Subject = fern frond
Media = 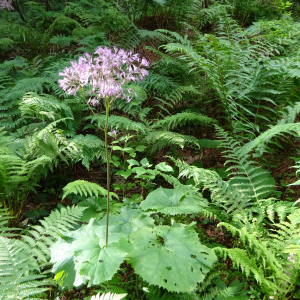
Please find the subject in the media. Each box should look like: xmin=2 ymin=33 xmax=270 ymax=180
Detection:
xmin=50 ymin=34 xmax=73 ymax=48
xmin=174 ymin=159 xmax=252 ymax=215
xmin=266 ymin=201 xmax=293 ymax=223
xmin=63 ymin=134 xmax=106 ymax=169
xmin=22 ymin=206 xmax=86 ymax=266
xmin=152 ymin=112 xmax=216 ymax=131
xmin=86 ymin=115 xmax=148 ymax=134
xmin=20 ymin=92 xmax=73 ymax=122
xmin=240 ymin=123 xmax=300 ymax=156
xmin=216 ymin=126 xmax=275 ymax=204
xmin=0 ymin=206 xmax=20 ymax=237
xmin=167 ymin=85 xmax=200 ymax=105
xmin=213 ymin=247 xmax=279 ymax=293
xmin=144 ymin=131 xmax=201 ymax=152
xmin=0 ymin=238 xmax=49 ymax=300
xmin=277 ymin=101 xmax=300 ymax=124
xmin=62 ymin=180 xmax=118 ymax=200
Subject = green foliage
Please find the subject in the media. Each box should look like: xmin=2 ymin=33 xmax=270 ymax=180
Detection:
xmin=22 ymin=206 xmax=86 ymax=266
xmin=140 ymin=187 xmax=207 ymax=215
xmin=128 ymin=223 xmax=217 ymax=293
xmin=50 ymin=204 xmax=216 ymax=293
xmin=2 ymin=1 xmax=300 ymax=299
xmin=51 ymin=218 xmax=132 ymax=289
xmin=240 ymin=122 xmax=300 ymax=157
xmin=90 ymin=293 xmax=127 ymax=300
xmin=216 ymin=126 xmax=276 ymax=204
xmin=62 ymin=180 xmax=118 ymax=200
xmin=0 ymin=205 xmax=85 ymax=299
xmin=144 ymin=131 xmax=201 ymax=152
xmin=0 ymin=237 xmax=49 ymax=300
xmin=152 ymin=112 xmax=216 ymax=131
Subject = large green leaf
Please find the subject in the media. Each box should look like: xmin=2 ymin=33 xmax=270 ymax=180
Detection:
xmin=140 ymin=187 xmax=207 ymax=215
xmin=127 ymin=224 xmax=217 ymax=293
xmin=77 ymin=237 xmax=131 ymax=286
xmin=51 ymin=219 xmax=132 ymax=288
xmin=95 ymin=207 xmax=154 ymax=247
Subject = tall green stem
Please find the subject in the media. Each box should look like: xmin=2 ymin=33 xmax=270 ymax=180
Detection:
xmin=81 ymin=88 xmax=110 ymax=246
xmin=104 ymin=97 xmax=110 ymax=247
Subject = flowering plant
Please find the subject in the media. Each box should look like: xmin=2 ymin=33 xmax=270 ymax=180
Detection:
xmin=59 ymin=46 xmax=149 ymax=105
xmin=0 ymin=0 xmax=13 ymax=10
xmin=59 ymin=46 xmax=149 ymax=246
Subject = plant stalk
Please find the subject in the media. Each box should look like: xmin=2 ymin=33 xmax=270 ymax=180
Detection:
xmin=104 ymin=97 xmax=110 ymax=247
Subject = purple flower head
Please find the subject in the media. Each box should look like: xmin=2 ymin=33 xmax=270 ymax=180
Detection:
xmin=87 ymin=98 xmax=100 ymax=107
xmin=110 ymin=129 xmax=118 ymax=135
xmin=0 ymin=0 xmax=13 ymax=10
xmin=58 ymin=46 xmax=149 ymax=103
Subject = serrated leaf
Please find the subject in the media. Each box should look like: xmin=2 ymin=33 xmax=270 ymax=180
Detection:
xmin=140 ymin=187 xmax=207 ymax=215
xmin=95 ymin=207 xmax=154 ymax=247
xmin=51 ymin=219 xmax=132 ymax=288
xmin=128 ymin=224 xmax=217 ymax=293
xmin=78 ymin=238 xmax=131 ymax=285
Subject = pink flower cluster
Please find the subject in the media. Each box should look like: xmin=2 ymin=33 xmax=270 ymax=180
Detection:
xmin=58 ymin=46 xmax=149 ymax=105
xmin=0 ymin=0 xmax=13 ymax=10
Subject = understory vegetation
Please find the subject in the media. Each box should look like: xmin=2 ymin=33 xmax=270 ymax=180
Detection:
xmin=1 ymin=0 xmax=300 ymax=299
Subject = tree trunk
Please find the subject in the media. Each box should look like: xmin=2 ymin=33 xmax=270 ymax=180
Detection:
xmin=12 ymin=0 xmax=26 ymax=23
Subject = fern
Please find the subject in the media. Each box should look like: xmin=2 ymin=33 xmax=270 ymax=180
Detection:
xmin=152 ymin=112 xmax=216 ymax=130
xmin=265 ymin=201 xmax=293 ymax=223
xmin=214 ymin=209 xmax=300 ymax=296
xmin=0 ymin=205 xmax=85 ymax=299
xmin=277 ymin=101 xmax=300 ymax=124
xmin=239 ymin=123 xmax=300 ymax=157
xmin=19 ymin=92 xmax=73 ymax=122
xmin=144 ymin=131 xmax=201 ymax=152
xmin=0 ymin=206 xmax=20 ymax=237
xmin=216 ymin=126 xmax=275 ymax=206
xmin=214 ymin=246 xmax=279 ymax=294
xmin=64 ymin=134 xmax=106 ymax=169
xmin=21 ymin=206 xmax=86 ymax=266
xmin=62 ymin=180 xmax=118 ymax=200
xmin=144 ymin=286 xmax=177 ymax=300
xmin=0 ymin=237 xmax=50 ymax=300
xmin=86 ymin=115 xmax=149 ymax=134
xmin=50 ymin=34 xmax=73 ymax=48
xmin=268 ymin=211 xmax=300 ymax=257
xmin=189 ymin=2 xmax=232 ymax=29
xmin=174 ymin=159 xmax=252 ymax=216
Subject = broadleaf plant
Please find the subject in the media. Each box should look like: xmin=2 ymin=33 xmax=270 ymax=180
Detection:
xmin=51 ymin=218 xmax=132 ymax=289
xmin=128 ymin=223 xmax=217 ymax=293
xmin=140 ymin=187 xmax=208 ymax=215
xmin=50 ymin=204 xmax=217 ymax=292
